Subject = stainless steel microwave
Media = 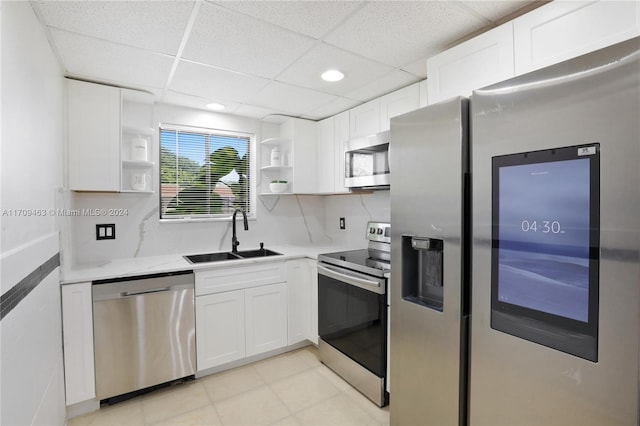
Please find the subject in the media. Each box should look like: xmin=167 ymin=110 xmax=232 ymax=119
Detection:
xmin=344 ymin=131 xmax=390 ymax=189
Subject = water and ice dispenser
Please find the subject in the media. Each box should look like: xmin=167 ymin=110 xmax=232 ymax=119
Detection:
xmin=402 ymin=235 xmax=444 ymax=311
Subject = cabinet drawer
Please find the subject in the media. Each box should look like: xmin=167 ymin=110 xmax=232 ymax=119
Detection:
xmin=195 ymin=262 xmax=286 ymax=296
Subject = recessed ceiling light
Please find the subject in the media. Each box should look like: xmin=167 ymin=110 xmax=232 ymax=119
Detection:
xmin=206 ymin=103 xmax=225 ymax=111
xmin=321 ymin=69 xmax=344 ymax=82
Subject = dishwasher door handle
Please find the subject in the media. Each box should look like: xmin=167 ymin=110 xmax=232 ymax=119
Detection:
xmin=121 ymin=287 xmax=172 ymax=297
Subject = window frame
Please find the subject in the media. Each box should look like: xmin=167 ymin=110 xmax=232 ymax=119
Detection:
xmin=158 ymin=123 xmax=257 ymax=223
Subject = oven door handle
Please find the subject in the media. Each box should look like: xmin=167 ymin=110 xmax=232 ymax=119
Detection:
xmin=317 ymin=264 xmax=385 ymax=295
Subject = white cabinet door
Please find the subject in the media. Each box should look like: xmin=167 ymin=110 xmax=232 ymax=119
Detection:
xmin=379 ymin=83 xmax=420 ymax=131
xmin=419 ymin=80 xmax=429 ymax=108
xmin=196 ymin=290 xmax=246 ymax=371
xmin=349 ymin=99 xmax=381 ymax=139
xmin=316 ymin=117 xmax=335 ymax=194
xmin=61 ymin=282 xmax=96 ymax=405
xmin=67 ymin=79 xmax=120 ymax=191
xmin=245 ymin=282 xmax=287 ymax=357
xmin=334 ymin=111 xmax=350 ymax=194
xmin=286 ymin=260 xmax=311 ymax=345
xmin=281 ymin=118 xmax=318 ymax=194
xmin=514 ymin=0 xmax=640 ymax=75
xmin=427 ymin=23 xmax=515 ymax=104
xmin=308 ymin=260 xmax=318 ymax=345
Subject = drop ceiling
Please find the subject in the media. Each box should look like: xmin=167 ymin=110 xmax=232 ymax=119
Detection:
xmin=31 ymin=0 xmax=540 ymax=123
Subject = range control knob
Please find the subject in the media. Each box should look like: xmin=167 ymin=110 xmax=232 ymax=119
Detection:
xmin=369 ymin=227 xmax=376 ymax=234
xmin=377 ymin=229 xmax=383 ymax=234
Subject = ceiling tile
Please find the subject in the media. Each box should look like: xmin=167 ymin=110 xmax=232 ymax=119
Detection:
xmin=161 ymin=91 xmax=242 ymax=114
xmin=51 ymin=29 xmax=174 ymax=89
xmin=459 ymin=1 xmax=534 ymax=23
xmin=345 ymin=70 xmax=419 ymax=102
xmin=303 ymin=97 xmax=363 ymax=121
xmin=250 ymin=81 xmax=338 ymax=116
xmin=325 ymin=1 xmax=487 ymax=67
xmin=183 ymin=2 xmax=316 ymax=79
xmin=212 ymin=0 xmax=364 ymax=39
xmin=401 ymin=58 xmax=429 ymax=79
xmin=276 ymin=43 xmax=393 ymax=96
xmin=170 ymin=60 xmax=270 ymax=104
xmin=35 ymin=0 xmax=194 ymax=55
xmin=232 ymin=105 xmax=293 ymax=123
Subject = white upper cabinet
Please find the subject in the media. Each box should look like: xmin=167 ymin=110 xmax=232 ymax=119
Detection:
xmin=316 ymin=112 xmax=351 ymax=194
xmin=333 ymin=111 xmax=350 ymax=194
xmin=427 ymin=23 xmax=515 ymax=104
xmin=379 ymin=83 xmax=421 ymax=132
xmin=419 ymin=80 xmax=429 ymax=108
xmin=260 ymin=118 xmax=317 ymax=195
xmin=513 ymin=0 xmax=640 ymax=75
xmin=67 ymin=79 xmax=121 ymax=191
xmin=349 ymin=98 xmax=381 ymax=139
xmin=67 ymin=79 xmax=154 ymax=192
xmin=316 ymin=117 xmax=335 ymax=194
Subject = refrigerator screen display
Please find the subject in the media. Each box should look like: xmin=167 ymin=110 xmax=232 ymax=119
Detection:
xmin=498 ymin=158 xmax=590 ymax=320
xmin=491 ymin=144 xmax=600 ymax=361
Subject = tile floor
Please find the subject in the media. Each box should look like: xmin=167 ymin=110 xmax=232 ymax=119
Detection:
xmin=69 ymin=346 xmax=390 ymax=426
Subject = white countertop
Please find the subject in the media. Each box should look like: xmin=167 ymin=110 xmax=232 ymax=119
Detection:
xmin=61 ymin=244 xmax=362 ymax=284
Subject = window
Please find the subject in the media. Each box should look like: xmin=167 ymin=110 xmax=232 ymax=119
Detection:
xmin=160 ymin=125 xmax=254 ymax=220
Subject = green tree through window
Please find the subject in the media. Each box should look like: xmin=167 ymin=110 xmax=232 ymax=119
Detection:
xmin=160 ymin=127 xmax=252 ymax=219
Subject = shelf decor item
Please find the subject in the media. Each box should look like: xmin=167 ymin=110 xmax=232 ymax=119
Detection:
xmin=270 ymin=146 xmax=281 ymax=166
xmin=131 ymin=173 xmax=146 ymax=191
xmin=269 ymin=180 xmax=288 ymax=193
xmin=130 ymin=136 xmax=148 ymax=161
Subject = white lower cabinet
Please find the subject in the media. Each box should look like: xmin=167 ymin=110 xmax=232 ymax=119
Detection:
xmin=195 ymin=290 xmax=246 ymax=369
xmin=245 ymin=283 xmax=287 ymax=356
xmin=61 ymin=282 xmax=96 ymax=405
xmin=195 ymin=262 xmax=289 ymax=372
xmin=286 ymin=259 xmax=317 ymax=345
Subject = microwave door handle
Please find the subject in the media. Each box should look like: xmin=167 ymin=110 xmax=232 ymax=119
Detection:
xmin=317 ymin=264 xmax=385 ymax=295
xmin=387 ymin=145 xmax=390 ymax=172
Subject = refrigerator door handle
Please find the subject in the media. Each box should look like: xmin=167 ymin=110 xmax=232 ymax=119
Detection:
xmin=318 ymin=264 xmax=385 ymax=295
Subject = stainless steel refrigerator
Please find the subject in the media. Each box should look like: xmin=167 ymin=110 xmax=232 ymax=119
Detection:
xmin=389 ymin=37 xmax=639 ymax=425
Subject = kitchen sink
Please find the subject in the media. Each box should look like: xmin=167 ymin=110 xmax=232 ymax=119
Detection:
xmin=234 ymin=249 xmax=282 ymax=258
xmin=184 ymin=248 xmax=282 ymax=264
xmin=184 ymin=252 xmax=242 ymax=264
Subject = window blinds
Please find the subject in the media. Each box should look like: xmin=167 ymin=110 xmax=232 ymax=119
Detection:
xmin=160 ymin=126 xmax=251 ymax=219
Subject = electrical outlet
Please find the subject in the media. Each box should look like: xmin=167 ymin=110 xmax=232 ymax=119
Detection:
xmin=339 ymin=217 xmax=346 ymax=230
xmin=96 ymin=224 xmax=116 ymax=240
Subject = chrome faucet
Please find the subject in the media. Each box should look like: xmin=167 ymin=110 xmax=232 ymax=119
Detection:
xmin=231 ymin=208 xmax=248 ymax=253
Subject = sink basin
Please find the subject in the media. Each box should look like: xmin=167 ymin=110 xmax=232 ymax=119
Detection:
xmin=184 ymin=252 xmax=241 ymax=264
xmin=235 ymin=249 xmax=282 ymax=258
xmin=184 ymin=248 xmax=282 ymax=264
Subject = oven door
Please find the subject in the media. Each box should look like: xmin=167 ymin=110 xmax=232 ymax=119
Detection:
xmin=317 ymin=263 xmax=387 ymax=377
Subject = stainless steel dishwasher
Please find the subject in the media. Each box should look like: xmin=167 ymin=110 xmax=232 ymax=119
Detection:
xmin=92 ymin=270 xmax=195 ymax=401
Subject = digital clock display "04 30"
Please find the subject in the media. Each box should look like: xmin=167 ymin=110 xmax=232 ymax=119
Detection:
xmin=520 ymin=220 xmax=564 ymax=234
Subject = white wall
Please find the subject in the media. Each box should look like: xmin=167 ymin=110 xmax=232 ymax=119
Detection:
xmin=0 ymin=2 xmax=66 ymax=425
xmin=324 ymin=191 xmax=391 ymax=246
xmin=66 ymin=104 xmax=332 ymax=267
